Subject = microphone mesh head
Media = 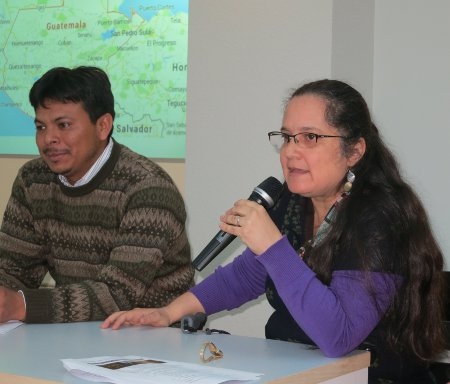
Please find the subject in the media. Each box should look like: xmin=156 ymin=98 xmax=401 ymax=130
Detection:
xmin=251 ymin=177 xmax=283 ymax=208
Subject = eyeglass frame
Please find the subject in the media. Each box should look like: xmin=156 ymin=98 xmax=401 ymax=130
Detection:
xmin=267 ymin=131 xmax=349 ymax=149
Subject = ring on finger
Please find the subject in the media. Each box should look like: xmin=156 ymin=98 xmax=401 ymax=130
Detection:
xmin=235 ymin=215 xmax=241 ymax=226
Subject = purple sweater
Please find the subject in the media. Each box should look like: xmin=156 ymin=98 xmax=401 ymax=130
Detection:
xmin=190 ymin=236 xmax=399 ymax=357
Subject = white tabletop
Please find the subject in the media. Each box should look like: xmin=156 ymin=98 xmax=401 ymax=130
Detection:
xmin=0 ymin=322 xmax=369 ymax=383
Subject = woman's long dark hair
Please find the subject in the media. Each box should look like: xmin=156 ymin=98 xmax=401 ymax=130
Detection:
xmin=289 ymin=79 xmax=445 ymax=360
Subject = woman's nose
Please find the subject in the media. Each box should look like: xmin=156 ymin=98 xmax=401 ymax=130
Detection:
xmin=282 ymin=140 xmax=302 ymax=157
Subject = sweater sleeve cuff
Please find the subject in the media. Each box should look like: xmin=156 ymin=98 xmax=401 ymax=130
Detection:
xmin=21 ymin=288 xmax=53 ymax=323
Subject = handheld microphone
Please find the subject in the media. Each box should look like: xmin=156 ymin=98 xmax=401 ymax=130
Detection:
xmin=192 ymin=176 xmax=283 ymax=271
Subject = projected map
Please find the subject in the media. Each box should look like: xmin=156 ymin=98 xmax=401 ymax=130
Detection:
xmin=0 ymin=0 xmax=188 ymax=158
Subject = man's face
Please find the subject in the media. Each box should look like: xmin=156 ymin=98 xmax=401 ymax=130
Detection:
xmin=34 ymin=100 xmax=112 ymax=184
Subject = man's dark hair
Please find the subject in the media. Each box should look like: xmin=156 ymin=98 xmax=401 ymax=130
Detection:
xmin=29 ymin=66 xmax=115 ymax=135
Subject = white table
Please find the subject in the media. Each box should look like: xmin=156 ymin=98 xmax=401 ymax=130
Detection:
xmin=0 ymin=322 xmax=369 ymax=383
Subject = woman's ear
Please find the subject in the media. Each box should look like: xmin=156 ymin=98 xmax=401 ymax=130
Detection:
xmin=348 ymin=138 xmax=366 ymax=167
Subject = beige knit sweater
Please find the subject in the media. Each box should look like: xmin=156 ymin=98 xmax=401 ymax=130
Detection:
xmin=0 ymin=141 xmax=194 ymax=323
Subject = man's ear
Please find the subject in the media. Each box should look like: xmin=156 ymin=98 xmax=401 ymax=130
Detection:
xmin=348 ymin=138 xmax=366 ymax=167
xmin=96 ymin=113 xmax=113 ymax=140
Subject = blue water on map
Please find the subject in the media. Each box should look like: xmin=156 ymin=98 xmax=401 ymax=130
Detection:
xmin=0 ymin=91 xmax=34 ymax=136
xmin=102 ymin=29 xmax=115 ymax=41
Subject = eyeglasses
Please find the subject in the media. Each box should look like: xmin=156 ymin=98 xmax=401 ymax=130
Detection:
xmin=267 ymin=131 xmax=348 ymax=151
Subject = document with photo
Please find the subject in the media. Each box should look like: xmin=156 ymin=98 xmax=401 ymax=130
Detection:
xmin=61 ymin=355 xmax=262 ymax=384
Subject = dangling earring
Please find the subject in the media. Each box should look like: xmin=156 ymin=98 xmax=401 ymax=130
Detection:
xmin=344 ymin=169 xmax=355 ymax=193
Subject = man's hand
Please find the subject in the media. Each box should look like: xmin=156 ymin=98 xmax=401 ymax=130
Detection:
xmin=0 ymin=286 xmax=26 ymax=323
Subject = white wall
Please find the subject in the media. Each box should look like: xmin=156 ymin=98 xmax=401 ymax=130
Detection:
xmin=185 ymin=0 xmax=450 ymax=339
xmin=372 ymin=0 xmax=450 ymax=269
xmin=331 ymin=0 xmax=374 ymax=104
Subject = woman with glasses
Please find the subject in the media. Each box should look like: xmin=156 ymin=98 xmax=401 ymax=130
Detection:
xmin=102 ymin=79 xmax=445 ymax=384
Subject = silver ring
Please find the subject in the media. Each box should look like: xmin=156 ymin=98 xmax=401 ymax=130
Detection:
xmin=236 ymin=216 xmax=241 ymax=226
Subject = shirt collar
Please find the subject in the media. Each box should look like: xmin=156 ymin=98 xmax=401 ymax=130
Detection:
xmin=58 ymin=138 xmax=114 ymax=187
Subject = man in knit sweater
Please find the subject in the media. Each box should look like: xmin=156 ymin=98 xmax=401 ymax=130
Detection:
xmin=0 ymin=66 xmax=194 ymax=323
